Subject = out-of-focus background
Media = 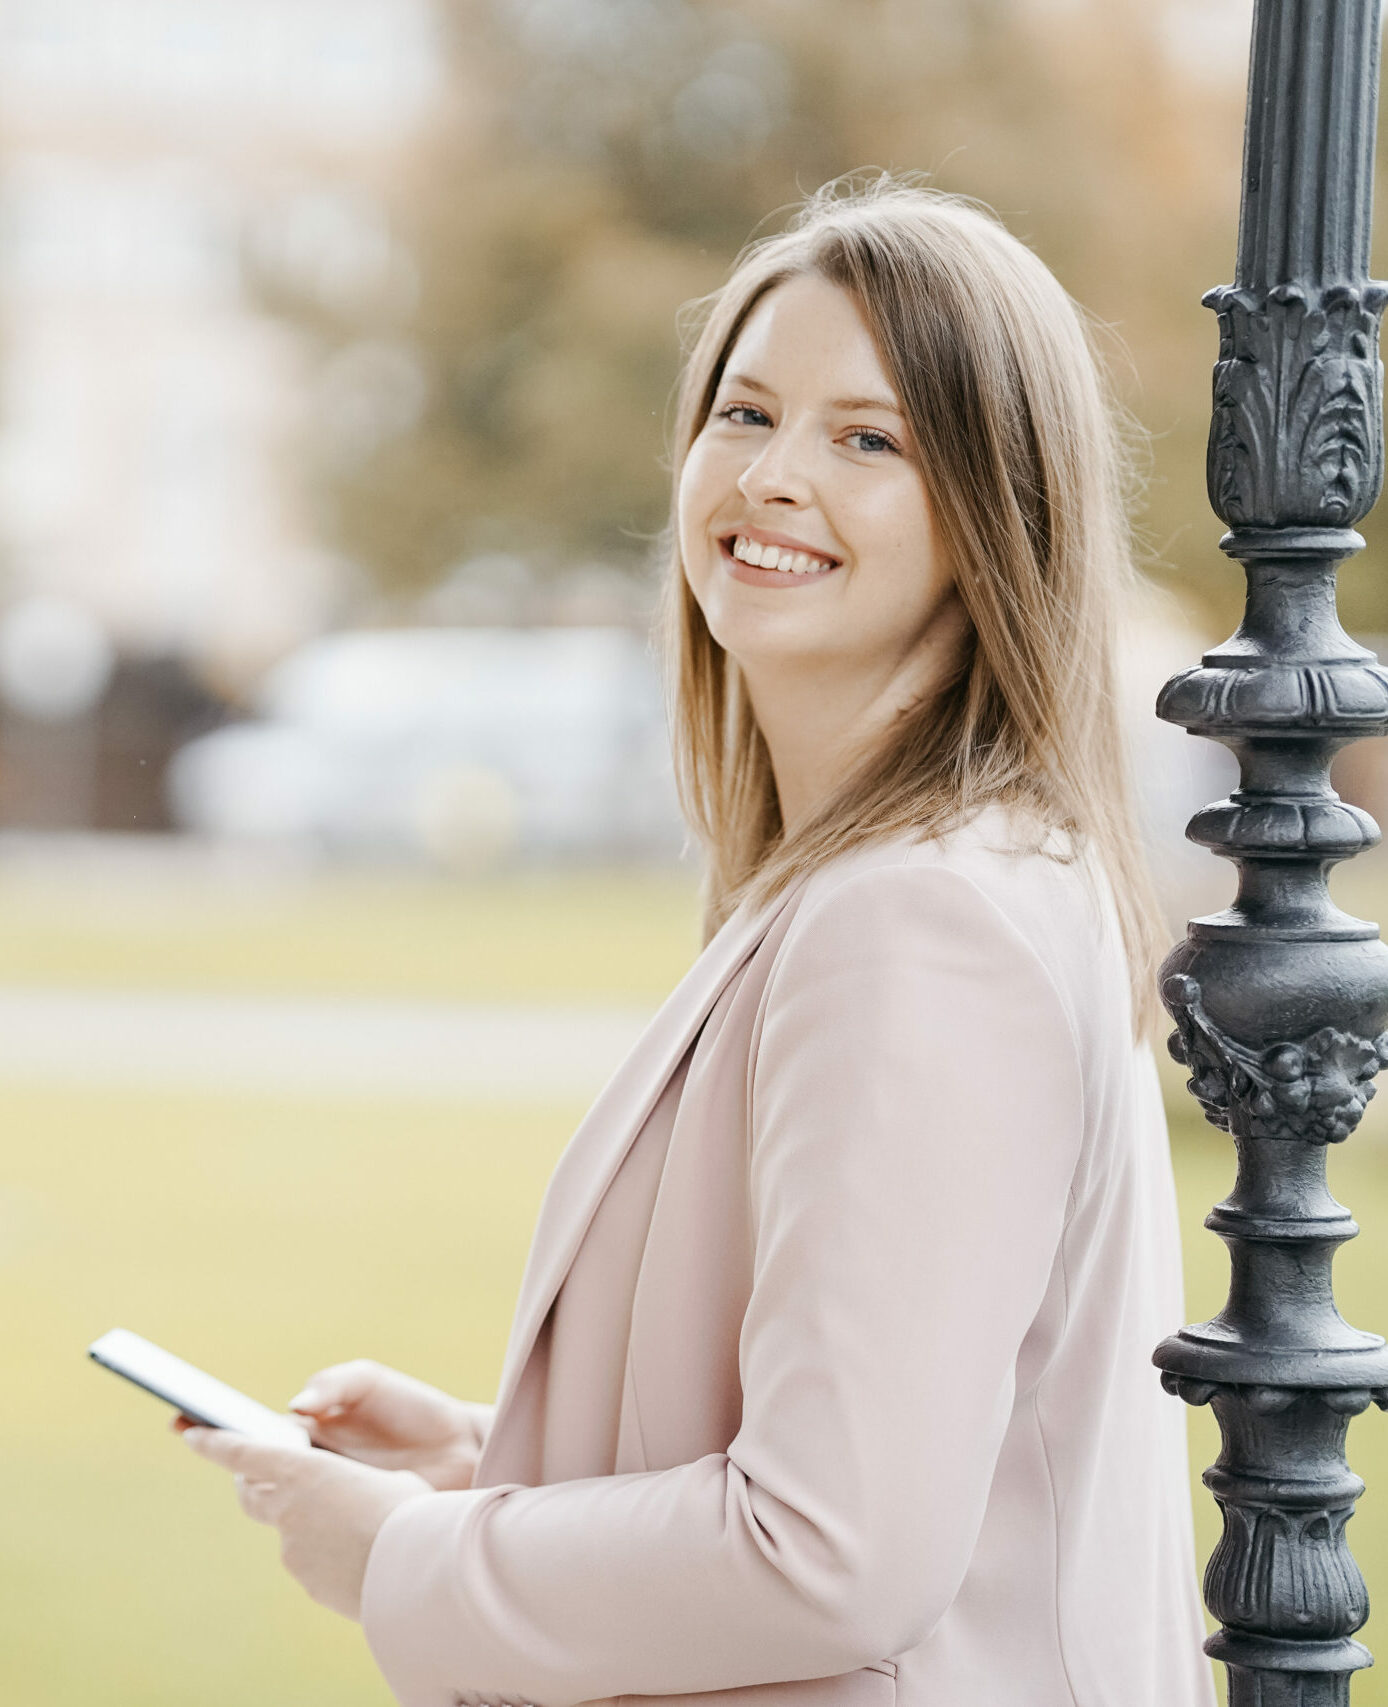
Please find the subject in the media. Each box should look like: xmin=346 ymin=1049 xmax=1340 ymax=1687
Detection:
xmin=5 ymin=1 xmax=1388 ymax=1702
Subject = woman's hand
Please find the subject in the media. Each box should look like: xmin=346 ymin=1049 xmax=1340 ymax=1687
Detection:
xmin=284 ymin=1359 xmax=486 ymax=1490
xmin=177 ymin=1424 xmax=430 ymax=1618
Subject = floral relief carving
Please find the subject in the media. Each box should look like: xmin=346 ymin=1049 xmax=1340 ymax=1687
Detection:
xmin=1163 ymin=974 xmax=1388 ymax=1144
xmin=1204 ymin=1501 xmax=1368 ymax=1640
xmin=1205 ymin=281 xmax=1388 ymax=530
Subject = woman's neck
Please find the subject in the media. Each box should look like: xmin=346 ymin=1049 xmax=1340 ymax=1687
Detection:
xmin=742 ymin=660 xmax=908 ymax=837
xmin=740 ymin=617 xmax=967 ymax=837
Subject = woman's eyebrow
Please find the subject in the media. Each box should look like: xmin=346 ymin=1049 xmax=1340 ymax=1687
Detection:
xmin=722 ymin=371 xmax=903 ymax=415
xmin=722 ymin=371 xmax=775 ymax=396
xmin=830 ymin=393 xmax=904 ymax=414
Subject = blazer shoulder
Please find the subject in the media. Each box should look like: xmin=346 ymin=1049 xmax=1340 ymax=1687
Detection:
xmin=778 ymin=808 xmax=1123 ymax=1041
xmin=778 ymin=846 xmax=1053 ymax=996
xmin=755 ymin=840 xmax=1088 ymax=1123
xmin=790 ymin=804 xmax=1108 ymax=943
xmin=908 ymin=805 xmax=1114 ymax=937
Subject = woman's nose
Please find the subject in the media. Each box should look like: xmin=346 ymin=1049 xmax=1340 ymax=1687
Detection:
xmin=736 ymin=428 xmax=814 ymax=507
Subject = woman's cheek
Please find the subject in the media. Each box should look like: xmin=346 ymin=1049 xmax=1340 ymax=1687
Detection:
xmin=679 ymin=463 xmax=729 ymax=594
xmin=675 ymin=465 xmax=712 ymax=586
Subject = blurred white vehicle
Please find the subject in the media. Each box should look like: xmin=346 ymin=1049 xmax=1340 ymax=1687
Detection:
xmin=167 ymin=627 xmax=689 ymax=867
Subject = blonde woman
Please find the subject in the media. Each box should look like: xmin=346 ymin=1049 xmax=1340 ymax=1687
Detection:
xmin=181 ymin=180 xmax=1216 ymax=1707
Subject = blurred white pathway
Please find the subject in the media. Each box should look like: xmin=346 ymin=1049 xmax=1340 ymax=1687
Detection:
xmin=0 ymin=987 xmax=656 ymax=1101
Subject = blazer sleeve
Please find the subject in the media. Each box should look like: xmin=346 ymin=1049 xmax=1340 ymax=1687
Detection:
xmin=360 ymin=862 xmax=1086 ymax=1707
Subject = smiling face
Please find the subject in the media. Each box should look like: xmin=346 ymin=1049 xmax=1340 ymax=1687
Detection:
xmin=677 ymin=272 xmax=960 ymax=694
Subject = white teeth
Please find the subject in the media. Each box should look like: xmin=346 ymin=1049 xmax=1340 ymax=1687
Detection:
xmin=731 ymin=535 xmax=835 ymax=574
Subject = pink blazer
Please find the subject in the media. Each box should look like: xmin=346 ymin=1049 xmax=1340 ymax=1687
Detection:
xmin=361 ymin=808 xmax=1216 ymax=1707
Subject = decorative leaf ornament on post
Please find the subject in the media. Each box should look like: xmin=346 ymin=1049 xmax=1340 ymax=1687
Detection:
xmin=1155 ymin=3 xmax=1388 ymax=1702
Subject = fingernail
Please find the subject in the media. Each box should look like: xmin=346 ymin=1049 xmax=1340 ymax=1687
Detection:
xmin=287 ymin=1390 xmax=321 ymax=1411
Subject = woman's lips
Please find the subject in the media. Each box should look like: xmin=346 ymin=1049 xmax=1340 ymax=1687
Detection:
xmin=718 ymin=537 xmax=841 ymax=588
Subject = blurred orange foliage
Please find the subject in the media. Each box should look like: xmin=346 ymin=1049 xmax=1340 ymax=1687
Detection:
xmin=259 ymin=0 xmax=1388 ymax=638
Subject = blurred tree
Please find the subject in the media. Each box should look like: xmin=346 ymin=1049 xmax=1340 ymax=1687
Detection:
xmin=259 ymin=0 xmax=1388 ymax=637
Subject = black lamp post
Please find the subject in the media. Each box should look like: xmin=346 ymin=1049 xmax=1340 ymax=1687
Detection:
xmin=1156 ymin=3 xmax=1388 ymax=1702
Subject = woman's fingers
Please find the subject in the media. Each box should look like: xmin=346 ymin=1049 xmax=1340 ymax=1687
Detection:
xmin=233 ymin=1472 xmax=284 ymax=1525
xmin=181 ymin=1426 xmax=303 ymax=1478
xmin=287 ymin=1359 xmax=385 ymax=1417
xmin=182 ymin=1419 xmax=433 ymax=1618
xmin=277 ymin=1362 xmax=478 ymax=1482
xmin=286 ymin=1361 xmax=453 ymax=1453
xmin=183 ymin=1427 xmax=322 ymax=1525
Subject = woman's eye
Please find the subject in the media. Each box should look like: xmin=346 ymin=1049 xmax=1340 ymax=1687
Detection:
xmin=715 ymin=404 xmax=772 ymax=427
xmin=844 ymin=427 xmax=901 ymax=455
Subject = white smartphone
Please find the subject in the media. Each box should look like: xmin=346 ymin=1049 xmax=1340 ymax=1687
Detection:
xmin=87 ymin=1328 xmax=311 ymax=1450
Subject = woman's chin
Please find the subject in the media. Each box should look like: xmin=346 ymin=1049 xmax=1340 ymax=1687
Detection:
xmin=694 ymin=580 xmax=841 ymax=663
xmin=719 ymin=621 xmax=847 ymax=674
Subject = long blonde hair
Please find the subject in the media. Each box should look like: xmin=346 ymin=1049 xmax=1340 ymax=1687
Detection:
xmin=656 ymin=175 xmax=1166 ymax=1032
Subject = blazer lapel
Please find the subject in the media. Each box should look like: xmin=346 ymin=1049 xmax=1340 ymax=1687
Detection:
xmin=484 ymin=878 xmax=806 ymax=1431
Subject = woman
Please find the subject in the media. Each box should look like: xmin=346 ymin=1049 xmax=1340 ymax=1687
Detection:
xmin=181 ymin=178 xmax=1216 ymax=1707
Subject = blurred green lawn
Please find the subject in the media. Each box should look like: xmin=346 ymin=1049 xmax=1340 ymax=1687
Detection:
xmin=0 ymin=859 xmax=704 ymax=1001
xmin=4 ymin=852 xmax=1388 ymax=1704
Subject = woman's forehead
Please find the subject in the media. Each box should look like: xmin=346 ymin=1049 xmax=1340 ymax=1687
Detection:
xmin=722 ymin=276 xmax=901 ymax=407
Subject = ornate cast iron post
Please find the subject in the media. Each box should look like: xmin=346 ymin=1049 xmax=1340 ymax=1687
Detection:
xmin=1155 ymin=3 xmax=1388 ymax=1702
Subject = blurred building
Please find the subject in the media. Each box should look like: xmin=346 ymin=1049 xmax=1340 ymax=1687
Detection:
xmin=0 ymin=0 xmax=441 ymax=826
xmin=168 ymin=625 xmax=688 ymax=868
xmin=0 ymin=0 xmax=1345 ymax=865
